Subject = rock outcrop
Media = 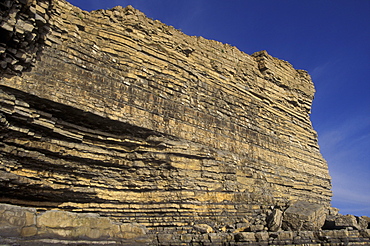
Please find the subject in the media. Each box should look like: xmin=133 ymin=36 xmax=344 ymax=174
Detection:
xmin=1 ymin=204 xmax=370 ymax=245
xmin=0 ymin=203 xmax=147 ymax=243
xmin=0 ymin=0 xmax=369 ymax=245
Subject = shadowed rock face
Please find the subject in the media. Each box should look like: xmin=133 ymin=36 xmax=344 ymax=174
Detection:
xmin=0 ymin=0 xmax=333 ymax=235
xmin=0 ymin=0 xmax=52 ymax=77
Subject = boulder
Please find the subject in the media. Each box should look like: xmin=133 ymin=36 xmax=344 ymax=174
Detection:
xmin=358 ymin=216 xmax=370 ymax=230
xmin=324 ymin=214 xmax=370 ymax=230
xmin=282 ymin=201 xmax=327 ymax=231
xmin=235 ymin=232 xmax=256 ymax=242
xmin=267 ymin=209 xmax=283 ymax=231
xmin=194 ymin=224 xmax=214 ymax=233
xmin=232 ymin=222 xmax=250 ymax=233
xmin=334 ymin=214 xmax=359 ymax=230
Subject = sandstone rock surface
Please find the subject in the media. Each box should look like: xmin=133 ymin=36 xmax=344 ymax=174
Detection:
xmin=1 ymin=0 xmax=365 ymax=245
xmin=0 ymin=203 xmax=147 ymax=242
xmin=0 ymin=203 xmax=37 ymax=237
xmin=0 ymin=0 xmax=331 ymax=229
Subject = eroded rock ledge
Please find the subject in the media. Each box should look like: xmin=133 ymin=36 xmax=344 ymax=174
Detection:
xmin=0 ymin=0 xmax=365 ymax=245
xmin=1 ymin=203 xmax=370 ymax=245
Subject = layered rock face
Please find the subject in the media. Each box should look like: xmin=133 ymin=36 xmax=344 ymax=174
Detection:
xmin=0 ymin=0 xmax=335 ymax=239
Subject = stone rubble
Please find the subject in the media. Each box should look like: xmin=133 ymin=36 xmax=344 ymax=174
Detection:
xmin=1 ymin=202 xmax=370 ymax=245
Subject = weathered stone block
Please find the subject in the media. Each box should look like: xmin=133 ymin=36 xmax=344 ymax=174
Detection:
xmin=180 ymin=234 xmax=193 ymax=243
xmin=318 ymin=229 xmax=349 ymax=240
xmin=119 ymin=223 xmax=147 ymax=239
xmin=277 ymin=231 xmax=294 ymax=240
xmin=208 ymin=233 xmax=223 ymax=243
xmin=157 ymin=233 xmax=174 ymax=243
xmin=358 ymin=216 xmax=370 ymax=230
xmin=20 ymin=226 xmax=37 ymax=237
xmin=0 ymin=204 xmax=37 ymax=237
xmin=235 ymin=232 xmax=256 ymax=242
xmin=1 ymin=21 xmax=14 ymax=32
xmin=232 ymin=222 xmax=250 ymax=233
xmin=15 ymin=19 xmax=34 ymax=33
xmin=255 ymin=231 xmax=269 ymax=242
xmin=294 ymin=230 xmax=315 ymax=244
xmin=37 ymin=210 xmax=75 ymax=228
xmin=194 ymin=224 xmax=214 ymax=234
xmin=267 ymin=209 xmax=283 ymax=231
xmin=334 ymin=214 xmax=360 ymax=230
xmin=282 ymin=201 xmax=327 ymax=231
xmin=36 ymin=209 xmax=146 ymax=240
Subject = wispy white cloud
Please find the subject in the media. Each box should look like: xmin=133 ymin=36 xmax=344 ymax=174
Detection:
xmin=310 ymin=57 xmax=343 ymax=82
xmin=311 ymin=61 xmax=334 ymax=81
xmin=331 ymin=183 xmax=370 ymax=216
xmin=319 ymin=114 xmax=370 ymax=153
xmin=333 ymin=186 xmax=370 ymax=205
xmin=318 ymin=114 xmax=370 ymax=216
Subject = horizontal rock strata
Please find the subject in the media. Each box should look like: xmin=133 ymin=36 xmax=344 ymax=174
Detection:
xmin=1 ymin=203 xmax=370 ymax=245
xmin=0 ymin=0 xmax=334 ymax=241
xmin=0 ymin=203 xmax=147 ymax=241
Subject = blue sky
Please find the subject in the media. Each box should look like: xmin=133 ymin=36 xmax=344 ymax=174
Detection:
xmin=68 ymin=0 xmax=370 ymax=217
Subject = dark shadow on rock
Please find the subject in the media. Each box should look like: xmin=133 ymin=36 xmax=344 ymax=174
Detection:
xmin=0 ymin=0 xmax=52 ymax=78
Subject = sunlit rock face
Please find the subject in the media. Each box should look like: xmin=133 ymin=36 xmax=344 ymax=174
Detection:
xmin=1 ymin=0 xmax=332 ymax=234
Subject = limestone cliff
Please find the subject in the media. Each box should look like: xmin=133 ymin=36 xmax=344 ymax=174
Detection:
xmin=0 ymin=0 xmax=334 ymax=238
